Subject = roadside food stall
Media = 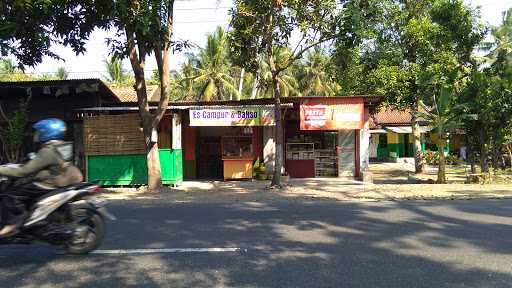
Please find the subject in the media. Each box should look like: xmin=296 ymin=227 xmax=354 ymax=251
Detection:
xmin=284 ymin=97 xmax=368 ymax=179
xmin=175 ymin=96 xmax=380 ymax=181
xmin=187 ymin=106 xmax=274 ymax=180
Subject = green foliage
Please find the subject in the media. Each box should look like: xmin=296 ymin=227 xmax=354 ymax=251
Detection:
xmin=229 ymin=0 xmax=342 ymax=75
xmin=167 ymin=25 xmax=341 ymax=101
xmin=103 ymin=56 xmax=132 ymax=86
xmin=259 ymin=46 xmax=301 ymax=98
xmin=296 ymin=47 xmax=339 ymax=96
xmin=0 ymin=0 xmax=110 ymax=67
xmin=458 ymin=8 xmax=512 ymax=173
xmin=334 ymin=0 xmax=485 ymax=110
xmin=423 ymin=150 xmax=459 ymax=165
xmin=0 ymin=97 xmax=30 ymax=163
xmin=191 ymin=27 xmax=239 ymax=101
xmin=56 ymin=67 xmax=69 ymax=80
xmin=0 ymin=59 xmax=36 ymax=81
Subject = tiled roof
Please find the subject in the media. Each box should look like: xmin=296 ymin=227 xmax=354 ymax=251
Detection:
xmin=370 ymin=107 xmax=429 ymax=129
xmin=111 ymin=85 xmax=161 ymax=103
xmin=371 ymin=109 xmax=412 ymax=127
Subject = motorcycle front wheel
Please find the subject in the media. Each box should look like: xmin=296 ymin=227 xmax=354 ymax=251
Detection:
xmin=66 ymin=209 xmax=105 ymax=255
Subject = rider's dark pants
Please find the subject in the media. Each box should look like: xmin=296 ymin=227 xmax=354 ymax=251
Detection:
xmin=1 ymin=183 xmax=50 ymax=226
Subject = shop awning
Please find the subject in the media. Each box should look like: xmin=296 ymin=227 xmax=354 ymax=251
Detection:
xmin=384 ymin=126 xmax=412 ymax=134
xmin=384 ymin=126 xmax=433 ymax=134
xmin=370 ymin=129 xmax=387 ymax=134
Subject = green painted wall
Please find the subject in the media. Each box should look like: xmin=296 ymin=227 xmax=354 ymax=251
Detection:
xmin=377 ymin=147 xmax=389 ymax=159
xmin=87 ymin=149 xmax=183 ymax=186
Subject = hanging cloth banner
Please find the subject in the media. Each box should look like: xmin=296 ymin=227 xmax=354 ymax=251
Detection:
xmin=189 ymin=106 xmax=275 ymax=126
xmin=300 ymin=97 xmax=364 ymax=130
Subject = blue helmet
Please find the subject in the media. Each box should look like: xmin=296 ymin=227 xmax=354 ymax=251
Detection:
xmin=33 ymin=118 xmax=67 ymax=142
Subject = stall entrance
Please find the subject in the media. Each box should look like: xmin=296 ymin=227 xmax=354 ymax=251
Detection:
xmin=197 ymin=136 xmax=222 ymax=179
xmin=196 ymin=127 xmax=255 ymax=180
xmin=338 ymin=130 xmax=356 ymax=177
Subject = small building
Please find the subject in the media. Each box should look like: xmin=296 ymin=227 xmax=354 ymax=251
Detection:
xmin=79 ymin=85 xmax=182 ymax=185
xmin=0 ymin=79 xmax=120 ymax=167
xmin=369 ymin=108 xmax=464 ymax=162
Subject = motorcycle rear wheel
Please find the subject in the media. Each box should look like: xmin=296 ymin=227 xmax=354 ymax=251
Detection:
xmin=66 ymin=209 xmax=105 ymax=255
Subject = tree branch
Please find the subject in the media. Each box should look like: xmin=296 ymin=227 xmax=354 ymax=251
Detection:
xmin=0 ymin=102 xmax=8 ymax=123
xmin=291 ymin=33 xmax=307 ymax=58
xmin=126 ymin=28 xmax=150 ymax=117
xmin=152 ymin=0 xmax=175 ymax=127
xmin=278 ymin=34 xmax=338 ymax=73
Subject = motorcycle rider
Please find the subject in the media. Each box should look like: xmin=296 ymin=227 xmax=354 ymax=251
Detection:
xmin=0 ymin=118 xmax=83 ymax=237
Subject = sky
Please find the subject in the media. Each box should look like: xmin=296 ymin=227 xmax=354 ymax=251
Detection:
xmin=25 ymin=0 xmax=512 ymax=79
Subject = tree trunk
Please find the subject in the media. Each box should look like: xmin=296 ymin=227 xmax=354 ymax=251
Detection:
xmin=507 ymin=144 xmax=512 ymax=170
xmin=238 ymin=68 xmax=245 ymax=100
xmin=479 ymin=128 xmax=489 ymax=173
xmin=492 ymin=146 xmax=500 ymax=174
xmin=265 ymin=5 xmax=283 ymax=187
xmin=469 ymin=146 xmax=477 ymax=174
xmin=271 ymin=72 xmax=283 ymax=187
xmin=147 ymin=139 xmax=162 ymax=190
xmin=411 ymin=107 xmax=423 ymax=174
xmin=466 ymin=135 xmax=476 ymax=173
xmin=141 ymin=115 xmax=163 ymax=191
xmin=250 ymin=54 xmax=264 ymax=99
xmin=437 ymin=140 xmax=447 ymax=184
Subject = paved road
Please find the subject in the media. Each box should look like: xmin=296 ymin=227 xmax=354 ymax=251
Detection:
xmin=2 ymin=199 xmax=512 ymax=287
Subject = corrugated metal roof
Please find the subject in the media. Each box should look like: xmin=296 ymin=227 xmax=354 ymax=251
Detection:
xmin=170 ymin=95 xmax=382 ymax=107
xmin=78 ymin=103 xmax=293 ymax=111
xmin=0 ymin=78 xmax=103 ymax=87
xmin=0 ymin=78 xmax=120 ymax=103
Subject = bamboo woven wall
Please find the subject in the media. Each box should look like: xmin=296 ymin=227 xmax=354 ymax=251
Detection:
xmin=84 ymin=114 xmax=146 ymax=155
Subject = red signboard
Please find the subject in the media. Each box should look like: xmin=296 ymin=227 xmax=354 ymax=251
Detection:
xmin=300 ymin=98 xmax=364 ymax=130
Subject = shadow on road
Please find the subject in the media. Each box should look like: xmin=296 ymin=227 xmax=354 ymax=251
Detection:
xmin=1 ymin=200 xmax=512 ymax=287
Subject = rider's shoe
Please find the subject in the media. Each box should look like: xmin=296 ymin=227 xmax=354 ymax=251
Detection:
xmin=0 ymin=224 xmax=19 ymax=238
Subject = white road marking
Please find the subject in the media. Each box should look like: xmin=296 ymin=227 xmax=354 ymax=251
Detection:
xmin=91 ymin=248 xmax=243 ymax=255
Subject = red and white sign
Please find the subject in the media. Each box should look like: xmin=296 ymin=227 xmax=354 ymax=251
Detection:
xmin=300 ymin=98 xmax=364 ymax=130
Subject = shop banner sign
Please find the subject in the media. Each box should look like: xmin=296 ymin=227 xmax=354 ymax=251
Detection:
xmin=300 ymin=98 xmax=364 ymax=130
xmin=190 ymin=107 xmax=275 ymax=126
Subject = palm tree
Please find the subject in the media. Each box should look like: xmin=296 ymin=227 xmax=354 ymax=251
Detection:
xmin=414 ymin=82 xmax=476 ymax=183
xmin=259 ymin=47 xmax=301 ymax=98
xmin=0 ymin=59 xmax=15 ymax=76
xmin=56 ymin=67 xmax=69 ymax=80
xmin=0 ymin=59 xmax=37 ymax=81
xmin=104 ymin=56 xmax=128 ymax=86
xmin=192 ymin=27 xmax=239 ymax=101
xmin=298 ymin=48 xmax=339 ymax=96
xmin=481 ymin=8 xmax=512 ymax=67
xmin=169 ymin=57 xmax=200 ymax=101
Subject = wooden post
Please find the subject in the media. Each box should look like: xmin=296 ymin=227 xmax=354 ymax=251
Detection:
xmin=172 ymin=111 xmax=182 ymax=186
xmin=73 ymin=122 xmax=85 ymax=174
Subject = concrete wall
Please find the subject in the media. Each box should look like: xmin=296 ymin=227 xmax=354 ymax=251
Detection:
xmin=263 ymin=126 xmax=276 ymax=173
xmin=360 ymin=108 xmax=370 ymax=173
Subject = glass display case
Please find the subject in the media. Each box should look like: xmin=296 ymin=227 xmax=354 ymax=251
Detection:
xmin=286 ymin=143 xmax=315 ymax=160
xmin=221 ymin=136 xmax=253 ymax=159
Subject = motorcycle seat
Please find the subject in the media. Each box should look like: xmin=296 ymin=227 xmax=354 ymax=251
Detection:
xmin=33 ymin=182 xmax=95 ymax=204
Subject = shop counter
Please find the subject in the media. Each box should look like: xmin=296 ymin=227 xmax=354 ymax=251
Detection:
xmin=285 ymin=159 xmax=315 ymax=178
xmin=223 ymin=158 xmax=253 ymax=180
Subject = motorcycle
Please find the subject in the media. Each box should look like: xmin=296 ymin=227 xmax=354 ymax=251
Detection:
xmin=0 ymin=166 xmax=115 ymax=254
